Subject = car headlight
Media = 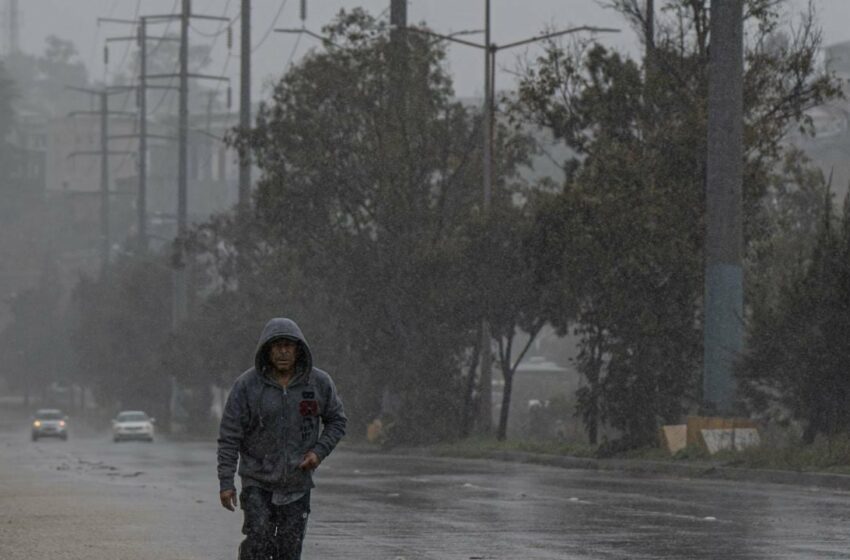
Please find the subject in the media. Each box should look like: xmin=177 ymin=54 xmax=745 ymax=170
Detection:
xmin=33 ymin=421 xmax=41 ymax=428
xmin=59 ymin=421 xmax=66 ymax=428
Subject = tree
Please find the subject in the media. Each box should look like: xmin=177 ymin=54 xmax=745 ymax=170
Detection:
xmin=70 ymin=255 xmax=173 ymax=421
xmin=5 ymin=35 xmax=88 ymax=117
xmin=738 ymin=188 xmax=850 ymax=443
xmin=179 ymin=10 xmax=538 ymax=444
xmin=0 ymin=259 xmax=65 ymax=405
xmin=475 ymin=195 xmax=565 ymax=441
xmin=512 ymin=0 xmax=840 ymax=448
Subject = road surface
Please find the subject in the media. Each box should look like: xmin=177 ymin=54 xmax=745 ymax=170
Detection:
xmin=0 ymin=419 xmax=848 ymax=559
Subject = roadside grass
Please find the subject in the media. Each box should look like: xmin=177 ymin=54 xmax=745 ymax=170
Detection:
xmin=430 ymin=437 xmax=596 ymax=459
xmin=704 ymin=435 xmax=850 ymax=474
xmin=428 ymin=433 xmax=850 ymax=475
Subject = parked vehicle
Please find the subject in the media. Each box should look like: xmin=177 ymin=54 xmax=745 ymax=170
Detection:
xmin=112 ymin=410 xmax=155 ymax=442
xmin=31 ymin=409 xmax=68 ymax=441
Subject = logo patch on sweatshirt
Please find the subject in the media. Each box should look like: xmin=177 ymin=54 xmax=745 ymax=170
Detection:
xmin=299 ymin=399 xmax=319 ymax=417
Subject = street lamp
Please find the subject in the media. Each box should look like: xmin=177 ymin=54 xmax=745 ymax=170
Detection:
xmin=402 ymin=7 xmax=618 ymax=433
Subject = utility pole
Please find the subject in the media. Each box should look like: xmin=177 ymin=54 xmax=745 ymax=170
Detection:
xmin=139 ymin=18 xmax=149 ymax=251
xmin=704 ymin=0 xmax=744 ymax=414
xmin=645 ymin=0 xmax=654 ymax=66
xmin=3 ymin=0 xmax=20 ymax=56
xmin=101 ymin=18 xmax=181 ymax=253
xmin=67 ymin=88 xmax=136 ymax=279
xmin=178 ymin=0 xmax=190 ymax=240
xmin=389 ymin=0 xmax=408 ymax=113
xmin=390 ymin=0 xmax=406 ymax=31
xmin=140 ymin=2 xmax=229 ymax=326
xmin=99 ymin=91 xmax=109 ymax=278
xmin=238 ymin=0 xmax=251 ymax=215
xmin=8 ymin=0 xmax=19 ymax=56
xmin=173 ymin=0 xmax=191 ymax=326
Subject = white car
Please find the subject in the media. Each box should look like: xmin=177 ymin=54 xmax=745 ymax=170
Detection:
xmin=112 ymin=410 xmax=155 ymax=442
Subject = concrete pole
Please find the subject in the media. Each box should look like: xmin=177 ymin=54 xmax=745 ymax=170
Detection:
xmin=238 ymin=0 xmax=251 ymax=214
xmin=390 ymin=0 xmax=406 ymax=29
xmin=645 ymin=0 xmax=654 ymax=54
xmin=138 ymin=18 xmax=148 ymax=252
xmin=99 ymin=90 xmax=110 ymax=279
xmin=178 ymin=0 xmax=189 ymax=238
xmin=174 ymin=0 xmax=190 ymax=326
xmin=478 ymin=0 xmax=493 ymax=434
xmin=703 ymin=0 xmax=744 ymax=414
xmin=390 ymin=0 xmax=407 ymax=111
xmin=8 ymin=0 xmax=19 ymax=55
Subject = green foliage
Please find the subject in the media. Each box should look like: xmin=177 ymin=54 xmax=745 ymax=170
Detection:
xmin=738 ymin=192 xmax=850 ymax=443
xmin=182 ymin=10 xmax=540 ymax=444
xmin=512 ymin=0 xmax=840 ymax=448
xmin=70 ymin=256 xmax=173 ymax=421
xmin=0 ymin=258 xmax=66 ymax=400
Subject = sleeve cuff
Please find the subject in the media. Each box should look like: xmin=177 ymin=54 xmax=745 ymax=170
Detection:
xmin=312 ymin=445 xmax=329 ymax=461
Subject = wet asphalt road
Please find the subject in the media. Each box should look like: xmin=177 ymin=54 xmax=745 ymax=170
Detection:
xmin=2 ymin=424 xmax=849 ymax=559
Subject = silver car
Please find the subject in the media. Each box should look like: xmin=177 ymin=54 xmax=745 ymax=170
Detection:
xmin=31 ymin=409 xmax=68 ymax=441
xmin=112 ymin=410 xmax=155 ymax=442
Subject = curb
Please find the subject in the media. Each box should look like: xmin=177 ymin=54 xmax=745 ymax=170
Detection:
xmin=464 ymin=450 xmax=850 ymax=492
xmin=342 ymin=443 xmax=850 ymax=492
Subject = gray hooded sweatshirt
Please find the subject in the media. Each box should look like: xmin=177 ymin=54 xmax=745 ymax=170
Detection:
xmin=217 ymin=318 xmax=347 ymax=493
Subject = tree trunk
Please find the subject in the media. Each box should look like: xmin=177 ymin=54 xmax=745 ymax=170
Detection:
xmin=585 ymin=327 xmax=604 ymax=446
xmin=587 ymin=398 xmax=598 ymax=446
xmin=497 ymin=370 xmax=513 ymax=441
xmin=461 ymin=336 xmax=481 ymax=438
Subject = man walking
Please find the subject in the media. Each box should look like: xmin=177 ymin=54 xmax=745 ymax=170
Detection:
xmin=218 ymin=318 xmax=347 ymax=559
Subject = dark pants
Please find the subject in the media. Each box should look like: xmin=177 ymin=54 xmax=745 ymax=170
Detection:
xmin=239 ymin=486 xmax=310 ymax=560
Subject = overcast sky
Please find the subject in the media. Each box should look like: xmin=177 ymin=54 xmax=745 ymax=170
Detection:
xmin=10 ymin=0 xmax=850 ymax=101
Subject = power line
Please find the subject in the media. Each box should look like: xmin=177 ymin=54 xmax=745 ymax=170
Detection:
xmin=252 ymin=0 xmax=289 ymax=53
xmin=148 ymin=0 xmax=180 ymax=58
xmin=198 ymin=0 xmax=237 ymax=68
xmin=106 ymin=0 xmax=142 ymax=82
xmin=190 ymin=0 xmax=238 ymax=38
xmin=284 ymin=29 xmax=303 ymax=70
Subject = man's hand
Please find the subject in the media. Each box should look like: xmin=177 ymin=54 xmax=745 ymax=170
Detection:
xmin=299 ymin=451 xmax=321 ymax=471
xmin=220 ymin=489 xmax=238 ymax=511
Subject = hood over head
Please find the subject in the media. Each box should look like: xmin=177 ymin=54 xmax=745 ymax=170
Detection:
xmin=255 ymin=318 xmax=313 ymax=376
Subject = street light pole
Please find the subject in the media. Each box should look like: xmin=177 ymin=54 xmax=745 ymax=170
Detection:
xmin=479 ymin=0 xmax=494 ymax=434
xmin=403 ymin=15 xmax=618 ymax=435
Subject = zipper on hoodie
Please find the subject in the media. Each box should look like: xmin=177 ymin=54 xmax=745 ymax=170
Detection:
xmin=281 ymin=385 xmax=288 ymax=482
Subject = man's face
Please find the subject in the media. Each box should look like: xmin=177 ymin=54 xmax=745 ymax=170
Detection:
xmin=269 ymin=338 xmax=299 ymax=374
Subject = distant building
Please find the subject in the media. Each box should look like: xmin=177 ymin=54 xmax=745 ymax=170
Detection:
xmin=4 ymin=111 xmax=46 ymax=207
xmin=41 ymin=110 xmax=243 ymax=249
xmin=825 ymin=40 xmax=850 ymax=81
xmin=789 ymin=40 xmax=850 ymax=201
xmin=0 ymin=107 xmax=244 ymax=331
xmin=146 ymin=111 xmax=241 ymax=242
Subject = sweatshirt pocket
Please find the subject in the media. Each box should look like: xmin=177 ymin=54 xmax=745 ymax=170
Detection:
xmin=241 ymin=450 xmax=274 ymax=474
xmin=284 ymin=458 xmax=311 ymax=489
